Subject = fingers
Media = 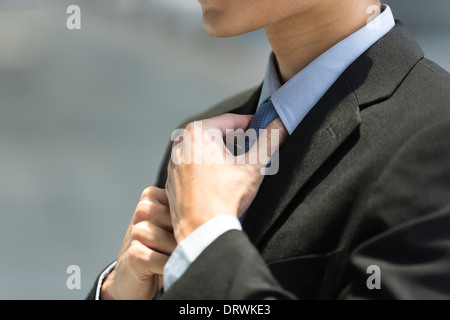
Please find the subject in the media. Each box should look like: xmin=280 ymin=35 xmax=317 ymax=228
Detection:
xmin=140 ymin=186 xmax=169 ymax=206
xmin=195 ymin=113 xmax=254 ymax=136
xmin=133 ymin=199 xmax=173 ymax=231
xmin=169 ymin=114 xmax=257 ymax=167
xmin=132 ymin=221 xmax=177 ymax=255
xmin=243 ymin=117 xmax=288 ymax=168
xmin=127 ymin=191 xmax=177 ymax=276
xmin=106 ymin=187 xmax=174 ymax=300
xmin=136 ymin=186 xmax=172 ymax=231
xmin=128 ymin=240 xmax=170 ymax=276
xmin=168 ymin=114 xmax=289 ymax=172
xmin=200 ymin=114 xmax=288 ymax=165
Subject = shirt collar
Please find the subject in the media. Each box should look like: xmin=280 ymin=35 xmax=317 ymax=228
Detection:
xmin=258 ymin=4 xmax=395 ymax=135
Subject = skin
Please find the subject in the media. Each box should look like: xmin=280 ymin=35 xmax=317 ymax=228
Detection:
xmin=101 ymin=187 xmax=176 ymax=300
xmin=166 ymin=114 xmax=288 ymax=243
xmin=200 ymin=0 xmax=381 ymax=82
xmin=101 ymin=0 xmax=381 ymax=299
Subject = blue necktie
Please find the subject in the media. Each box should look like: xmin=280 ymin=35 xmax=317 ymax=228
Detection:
xmin=245 ymin=98 xmax=279 ymax=152
xmin=240 ymin=97 xmax=279 ymax=223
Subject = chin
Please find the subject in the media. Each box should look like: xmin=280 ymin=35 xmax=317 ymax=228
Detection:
xmin=200 ymin=3 xmax=269 ymax=38
xmin=202 ymin=17 xmax=258 ymax=38
xmin=202 ymin=17 xmax=236 ymax=37
xmin=203 ymin=25 xmax=235 ymax=38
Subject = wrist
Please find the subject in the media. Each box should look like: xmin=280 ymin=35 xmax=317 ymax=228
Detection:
xmin=174 ymin=220 xmax=198 ymax=244
xmin=174 ymin=213 xmax=239 ymax=244
xmin=100 ymin=269 xmax=118 ymax=300
xmin=164 ymin=215 xmax=242 ymax=291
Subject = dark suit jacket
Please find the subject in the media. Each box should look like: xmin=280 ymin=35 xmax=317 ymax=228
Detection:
xmin=89 ymin=22 xmax=450 ymax=300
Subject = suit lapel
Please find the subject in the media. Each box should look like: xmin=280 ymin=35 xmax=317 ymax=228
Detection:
xmin=156 ymin=23 xmax=425 ymax=249
xmin=242 ymin=22 xmax=425 ymax=248
xmin=345 ymin=21 xmax=424 ymax=108
xmin=242 ymin=75 xmax=361 ymax=246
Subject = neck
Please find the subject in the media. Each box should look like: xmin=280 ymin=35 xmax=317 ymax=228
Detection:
xmin=265 ymin=0 xmax=381 ymax=84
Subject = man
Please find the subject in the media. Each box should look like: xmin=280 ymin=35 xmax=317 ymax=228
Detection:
xmin=88 ymin=0 xmax=450 ymax=300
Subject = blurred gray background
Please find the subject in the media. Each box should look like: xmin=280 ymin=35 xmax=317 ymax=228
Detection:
xmin=0 ymin=0 xmax=449 ymax=299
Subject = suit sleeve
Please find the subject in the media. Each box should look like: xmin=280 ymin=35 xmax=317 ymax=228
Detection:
xmin=161 ymin=229 xmax=296 ymax=300
xmin=338 ymin=210 xmax=450 ymax=299
xmin=338 ymin=119 xmax=450 ymax=299
xmin=86 ymin=261 xmax=116 ymax=300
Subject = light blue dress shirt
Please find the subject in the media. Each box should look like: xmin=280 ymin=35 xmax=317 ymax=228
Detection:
xmin=95 ymin=5 xmax=395 ymax=299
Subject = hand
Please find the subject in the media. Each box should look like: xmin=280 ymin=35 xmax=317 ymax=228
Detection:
xmin=166 ymin=113 xmax=288 ymax=243
xmin=101 ymin=187 xmax=176 ymax=300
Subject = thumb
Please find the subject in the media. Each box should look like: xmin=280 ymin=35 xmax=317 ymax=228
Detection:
xmin=246 ymin=118 xmax=288 ymax=169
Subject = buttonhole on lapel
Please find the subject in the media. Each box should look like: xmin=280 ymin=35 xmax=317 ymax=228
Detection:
xmin=326 ymin=126 xmax=337 ymax=140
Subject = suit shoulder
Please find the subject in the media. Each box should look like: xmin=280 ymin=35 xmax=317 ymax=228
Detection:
xmin=417 ymin=59 xmax=450 ymax=83
xmin=410 ymin=59 xmax=450 ymax=103
xmin=396 ymin=58 xmax=450 ymax=118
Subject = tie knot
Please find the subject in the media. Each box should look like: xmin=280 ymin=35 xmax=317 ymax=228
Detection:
xmin=244 ymin=97 xmax=279 ymax=153
xmin=248 ymin=97 xmax=279 ymax=132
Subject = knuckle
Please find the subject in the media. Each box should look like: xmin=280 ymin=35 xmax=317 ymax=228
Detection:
xmin=130 ymin=226 xmax=143 ymax=242
xmin=184 ymin=122 xmax=195 ymax=133
xmin=141 ymin=186 xmax=156 ymax=199
xmin=131 ymin=223 xmax=152 ymax=242
xmin=140 ymin=187 xmax=150 ymax=199
xmin=246 ymin=163 xmax=261 ymax=177
xmin=134 ymin=201 xmax=157 ymax=223
xmin=128 ymin=241 xmax=147 ymax=264
xmin=133 ymin=205 xmax=148 ymax=223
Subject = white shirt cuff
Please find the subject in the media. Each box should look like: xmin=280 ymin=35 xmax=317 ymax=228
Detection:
xmin=94 ymin=260 xmax=117 ymax=300
xmin=163 ymin=215 xmax=242 ymax=291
